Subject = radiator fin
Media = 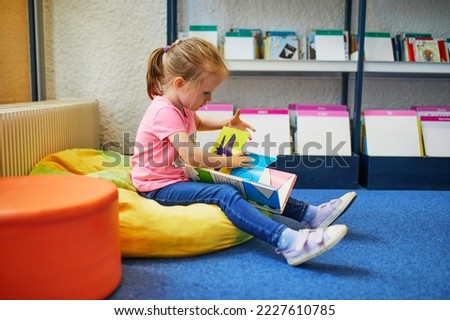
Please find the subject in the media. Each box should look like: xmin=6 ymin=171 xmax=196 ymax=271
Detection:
xmin=0 ymin=100 xmax=99 ymax=177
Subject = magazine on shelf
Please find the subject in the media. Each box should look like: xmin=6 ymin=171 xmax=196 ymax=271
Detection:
xmin=362 ymin=110 xmax=423 ymax=157
xmin=364 ymin=32 xmax=395 ymax=61
xmin=184 ymin=126 xmax=297 ymax=214
xmin=411 ymin=106 xmax=450 ymax=157
xmin=419 ymin=116 xmax=450 ymax=157
xmin=238 ymin=109 xmax=292 ymax=157
xmin=294 ymin=109 xmax=352 ymax=156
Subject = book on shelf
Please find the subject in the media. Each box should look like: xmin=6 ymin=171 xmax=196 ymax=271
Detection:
xmin=195 ymin=104 xmax=234 ymax=152
xmin=447 ymin=39 xmax=450 ymax=59
xmin=393 ymin=34 xmax=404 ymax=61
xmin=362 ymin=110 xmax=423 ymax=157
xmin=224 ymin=31 xmax=257 ymax=60
xmin=364 ymin=32 xmax=395 ymax=62
xmin=437 ymin=39 xmax=449 ymax=62
xmin=413 ymin=39 xmax=441 ymax=63
xmin=402 ymin=32 xmax=433 ymax=62
xmin=229 ymin=28 xmax=263 ymax=59
xmin=349 ymin=32 xmax=394 ymax=61
xmin=419 ymin=116 xmax=450 ymax=157
xmin=307 ymin=32 xmax=316 ymax=60
xmin=294 ymin=109 xmax=352 ymax=156
xmin=410 ymin=105 xmax=450 ymax=116
xmin=188 ymin=25 xmax=218 ymax=47
xmin=314 ymin=29 xmax=347 ymax=61
xmin=238 ymin=109 xmax=292 ymax=157
xmin=263 ymin=31 xmax=299 ymax=60
xmin=299 ymin=33 xmax=307 ymax=60
xmin=184 ymin=126 xmax=297 ymax=214
xmin=411 ymin=106 xmax=450 ymax=157
xmin=288 ymin=104 xmax=347 ymax=128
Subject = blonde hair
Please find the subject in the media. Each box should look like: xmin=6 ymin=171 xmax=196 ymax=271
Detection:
xmin=146 ymin=37 xmax=229 ymax=99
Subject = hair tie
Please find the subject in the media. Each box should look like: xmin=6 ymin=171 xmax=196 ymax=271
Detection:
xmin=163 ymin=45 xmax=170 ymax=53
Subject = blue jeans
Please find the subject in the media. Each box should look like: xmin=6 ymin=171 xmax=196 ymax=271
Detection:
xmin=139 ymin=181 xmax=309 ymax=247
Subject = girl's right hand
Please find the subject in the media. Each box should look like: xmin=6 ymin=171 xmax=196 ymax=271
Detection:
xmin=229 ymin=152 xmax=254 ymax=168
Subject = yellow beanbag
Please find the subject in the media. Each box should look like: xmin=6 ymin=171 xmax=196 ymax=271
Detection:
xmin=30 ymin=149 xmax=253 ymax=257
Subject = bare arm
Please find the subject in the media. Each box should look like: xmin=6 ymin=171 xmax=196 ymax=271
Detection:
xmin=195 ymin=113 xmax=228 ymax=131
xmin=168 ymin=131 xmax=253 ymax=169
xmin=196 ymin=108 xmax=256 ymax=139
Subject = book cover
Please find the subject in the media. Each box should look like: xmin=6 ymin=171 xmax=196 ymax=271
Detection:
xmin=264 ymin=33 xmax=299 ymax=60
xmin=314 ymin=30 xmax=346 ymax=61
xmin=364 ymin=32 xmax=394 ymax=61
xmin=362 ymin=110 xmax=423 ymax=157
xmin=419 ymin=116 xmax=450 ymax=157
xmin=402 ymin=33 xmax=433 ymax=62
xmin=414 ymin=39 xmax=441 ymax=63
xmin=189 ymin=25 xmax=218 ymax=47
xmin=294 ymin=110 xmax=352 ymax=156
xmin=410 ymin=106 xmax=450 ymax=116
xmin=185 ymin=126 xmax=297 ymax=213
xmin=238 ymin=109 xmax=292 ymax=157
xmin=288 ymin=104 xmax=347 ymax=127
xmin=224 ymin=31 xmax=257 ymax=60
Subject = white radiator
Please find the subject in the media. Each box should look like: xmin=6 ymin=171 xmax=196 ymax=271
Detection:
xmin=0 ymin=100 xmax=99 ymax=177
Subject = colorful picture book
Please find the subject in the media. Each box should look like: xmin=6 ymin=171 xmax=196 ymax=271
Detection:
xmin=400 ymin=32 xmax=449 ymax=63
xmin=184 ymin=126 xmax=297 ymax=213
xmin=414 ymin=39 xmax=441 ymax=63
xmin=264 ymin=31 xmax=299 ymax=60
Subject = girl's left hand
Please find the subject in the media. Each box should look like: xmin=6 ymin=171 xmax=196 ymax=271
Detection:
xmin=228 ymin=109 xmax=256 ymax=140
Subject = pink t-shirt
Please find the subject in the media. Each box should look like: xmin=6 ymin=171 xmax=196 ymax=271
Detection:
xmin=131 ymin=96 xmax=196 ymax=192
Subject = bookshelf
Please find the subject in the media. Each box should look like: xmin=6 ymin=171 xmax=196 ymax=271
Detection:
xmin=363 ymin=62 xmax=450 ymax=78
xmin=226 ymin=60 xmax=357 ymax=77
xmin=355 ymin=0 xmax=450 ymax=190
xmin=167 ymin=0 xmax=450 ymax=190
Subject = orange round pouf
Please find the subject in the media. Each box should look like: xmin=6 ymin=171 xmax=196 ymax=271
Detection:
xmin=0 ymin=175 xmax=122 ymax=299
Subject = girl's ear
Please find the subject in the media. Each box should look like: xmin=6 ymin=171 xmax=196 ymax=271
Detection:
xmin=173 ymin=77 xmax=185 ymax=90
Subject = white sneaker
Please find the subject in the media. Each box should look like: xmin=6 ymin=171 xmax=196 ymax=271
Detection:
xmin=280 ymin=225 xmax=348 ymax=266
xmin=305 ymin=191 xmax=357 ymax=229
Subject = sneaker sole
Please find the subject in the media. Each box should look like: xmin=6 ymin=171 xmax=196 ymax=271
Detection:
xmin=317 ymin=192 xmax=357 ymax=228
xmin=287 ymin=225 xmax=348 ymax=266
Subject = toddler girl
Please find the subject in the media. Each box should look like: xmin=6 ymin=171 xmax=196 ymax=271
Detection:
xmin=131 ymin=37 xmax=356 ymax=266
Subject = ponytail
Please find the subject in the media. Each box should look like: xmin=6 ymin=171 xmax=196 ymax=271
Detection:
xmin=146 ymin=47 xmax=165 ymax=99
xmin=146 ymin=38 xmax=228 ymax=100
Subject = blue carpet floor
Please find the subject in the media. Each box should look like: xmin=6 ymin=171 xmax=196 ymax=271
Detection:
xmin=109 ymin=188 xmax=450 ymax=300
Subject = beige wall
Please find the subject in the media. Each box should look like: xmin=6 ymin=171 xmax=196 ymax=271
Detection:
xmin=43 ymin=0 xmax=166 ymax=146
xmin=0 ymin=0 xmax=31 ymax=103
